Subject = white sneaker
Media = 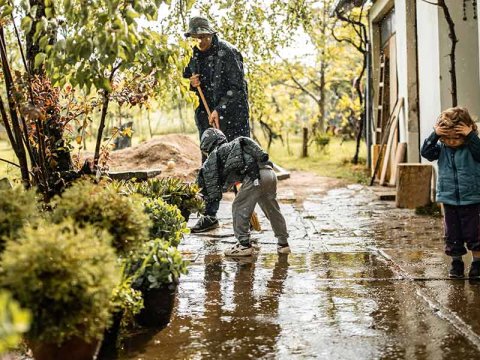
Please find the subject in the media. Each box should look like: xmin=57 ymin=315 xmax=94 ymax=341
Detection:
xmin=225 ymin=243 xmax=253 ymax=257
xmin=277 ymin=244 xmax=291 ymax=254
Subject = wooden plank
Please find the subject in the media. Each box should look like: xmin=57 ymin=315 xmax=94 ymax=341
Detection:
xmin=369 ymin=97 xmax=403 ymax=186
xmin=379 ymin=115 xmax=398 ymax=185
xmin=371 ymin=144 xmax=385 ymax=176
xmin=379 ymin=98 xmax=403 ymax=185
xmin=389 ymin=142 xmax=407 ymax=186
xmin=388 ymin=126 xmax=398 ymax=181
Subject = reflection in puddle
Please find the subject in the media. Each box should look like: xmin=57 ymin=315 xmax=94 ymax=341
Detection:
xmin=120 ymin=252 xmax=479 ymax=359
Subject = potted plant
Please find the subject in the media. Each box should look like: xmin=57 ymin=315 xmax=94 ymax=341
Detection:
xmin=131 ymin=239 xmax=188 ymax=328
xmin=143 ymin=197 xmax=189 ymax=247
xmin=123 ymin=178 xmax=204 ymax=222
xmin=0 ymin=220 xmax=119 ymax=360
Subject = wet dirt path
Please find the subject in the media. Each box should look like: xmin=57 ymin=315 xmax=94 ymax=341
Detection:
xmin=120 ymin=174 xmax=480 ymax=359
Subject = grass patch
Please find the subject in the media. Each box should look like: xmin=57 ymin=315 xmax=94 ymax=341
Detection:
xmin=264 ymin=134 xmax=369 ymax=184
xmin=0 ymin=140 xmax=21 ymax=183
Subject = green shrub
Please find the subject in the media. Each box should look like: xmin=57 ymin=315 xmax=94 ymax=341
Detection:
xmin=313 ymin=133 xmax=330 ymax=153
xmin=0 ymin=187 xmax=39 ymax=251
xmin=132 ymin=239 xmax=188 ymax=292
xmin=52 ymin=180 xmax=151 ymax=257
xmin=0 ymin=220 xmax=119 ymax=344
xmin=0 ymin=290 xmax=31 ymax=354
xmin=123 ymin=178 xmax=204 ymax=219
xmin=143 ymin=198 xmax=189 ymax=247
xmin=110 ymin=277 xmax=144 ymax=327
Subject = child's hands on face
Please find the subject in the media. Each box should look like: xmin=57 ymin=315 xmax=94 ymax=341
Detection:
xmin=434 ymin=123 xmax=450 ymax=136
xmin=455 ymin=122 xmax=473 ymax=137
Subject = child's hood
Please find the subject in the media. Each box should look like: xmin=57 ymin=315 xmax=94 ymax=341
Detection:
xmin=200 ymin=128 xmax=228 ymax=154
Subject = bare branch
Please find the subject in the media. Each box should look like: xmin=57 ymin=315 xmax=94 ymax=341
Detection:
xmin=421 ymin=0 xmax=440 ymax=6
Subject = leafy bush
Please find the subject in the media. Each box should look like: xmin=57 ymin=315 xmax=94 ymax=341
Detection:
xmin=313 ymin=133 xmax=330 ymax=153
xmin=0 ymin=220 xmax=119 ymax=344
xmin=123 ymin=178 xmax=204 ymax=219
xmin=0 ymin=290 xmax=31 ymax=354
xmin=132 ymin=239 xmax=188 ymax=292
xmin=143 ymin=198 xmax=189 ymax=247
xmin=109 ymin=277 xmax=144 ymax=327
xmin=52 ymin=180 xmax=151 ymax=257
xmin=0 ymin=187 xmax=39 ymax=251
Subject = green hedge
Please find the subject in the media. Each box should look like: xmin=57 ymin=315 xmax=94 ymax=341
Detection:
xmin=0 ymin=220 xmax=119 ymax=344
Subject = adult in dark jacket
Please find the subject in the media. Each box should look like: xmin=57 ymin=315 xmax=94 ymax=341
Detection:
xmin=183 ymin=16 xmax=250 ymax=232
xmin=197 ymin=128 xmax=290 ymax=256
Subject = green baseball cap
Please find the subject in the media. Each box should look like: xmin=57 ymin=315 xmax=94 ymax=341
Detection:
xmin=184 ymin=16 xmax=216 ymax=37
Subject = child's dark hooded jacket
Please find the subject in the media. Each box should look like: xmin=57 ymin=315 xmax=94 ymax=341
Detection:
xmin=197 ymin=128 xmax=270 ymax=203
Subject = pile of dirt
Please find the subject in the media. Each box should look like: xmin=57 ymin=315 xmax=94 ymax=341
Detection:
xmin=108 ymin=134 xmax=201 ymax=181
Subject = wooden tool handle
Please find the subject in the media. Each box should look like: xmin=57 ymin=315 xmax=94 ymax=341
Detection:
xmin=196 ymin=86 xmax=211 ymax=117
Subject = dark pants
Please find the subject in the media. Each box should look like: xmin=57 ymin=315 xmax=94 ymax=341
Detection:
xmin=443 ymin=203 xmax=480 ymax=256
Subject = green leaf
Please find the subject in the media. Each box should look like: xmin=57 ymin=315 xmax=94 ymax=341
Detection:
xmin=45 ymin=7 xmax=53 ymax=18
xmin=29 ymin=4 xmax=37 ymax=17
xmin=20 ymin=0 xmax=30 ymax=12
xmin=64 ymin=0 xmax=71 ymax=12
xmin=1 ymin=5 xmax=13 ymax=17
xmin=34 ymin=53 xmax=47 ymax=68
xmin=21 ymin=16 xmax=33 ymax=34
xmin=39 ymin=35 xmax=49 ymax=50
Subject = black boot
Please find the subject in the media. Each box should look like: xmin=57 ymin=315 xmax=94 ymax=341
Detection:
xmin=449 ymin=259 xmax=465 ymax=278
xmin=468 ymin=261 xmax=480 ymax=279
xmin=190 ymin=215 xmax=219 ymax=233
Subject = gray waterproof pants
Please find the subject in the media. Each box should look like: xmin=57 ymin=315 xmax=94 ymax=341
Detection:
xmin=232 ymin=167 xmax=288 ymax=246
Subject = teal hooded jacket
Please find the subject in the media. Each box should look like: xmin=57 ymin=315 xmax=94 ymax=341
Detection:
xmin=421 ymin=131 xmax=480 ymax=205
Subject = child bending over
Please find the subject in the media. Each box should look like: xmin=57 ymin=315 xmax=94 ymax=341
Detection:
xmin=421 ymin=107 xmax=480 ymax=278
xmin=197 ymin=128 xmax=290 ymax=257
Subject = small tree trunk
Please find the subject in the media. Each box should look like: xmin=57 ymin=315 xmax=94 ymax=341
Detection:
xmin=94 ymin=91 xmax=110 ymax=167
xmin=352 ymin=51 xmax=367 ymax=164
xmin=302 ymin=127 xmax=309 ymax=158
xmin=147 ymin=109 xmax=153 ymax=138
xmin=439 ymin=0 xmax=458 ymax=106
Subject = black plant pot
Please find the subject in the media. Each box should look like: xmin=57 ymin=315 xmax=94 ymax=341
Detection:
xmin=97 ymin=311 xmax=123 ymax=360
xmin=135 ymin=283 xmax=177 ymax=328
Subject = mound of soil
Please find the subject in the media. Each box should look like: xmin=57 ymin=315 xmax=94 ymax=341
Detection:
xmin=108 ymin=134 xmax=201 ymax=181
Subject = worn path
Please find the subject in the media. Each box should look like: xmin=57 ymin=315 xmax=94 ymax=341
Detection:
xmin=120 ymin=173 xmax=480 ymax=360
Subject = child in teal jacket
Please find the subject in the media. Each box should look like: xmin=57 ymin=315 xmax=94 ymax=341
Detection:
xmin=421 ymin=107 xmax=480 ymax=278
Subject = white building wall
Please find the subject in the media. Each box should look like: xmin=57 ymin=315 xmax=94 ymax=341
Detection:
xmin=439 ymin=0 xmax=480 ymax=121
xmin=416 ymin=0 xmax=442 ymax=150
